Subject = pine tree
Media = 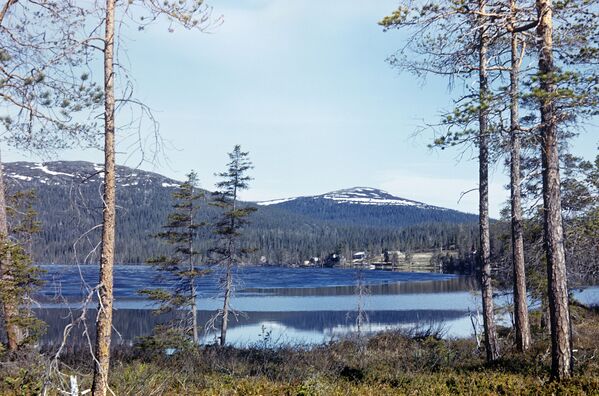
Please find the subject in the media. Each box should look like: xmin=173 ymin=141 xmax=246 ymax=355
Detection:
xmin=0 ymin=190 xmax=44 ymax=352
xmin=211 ymin=145 xmax=256 ymax=346
xmin=380 ymin=0 xmax=501 ymax=362
xmin=92 ymin=3 xmax=116 ymax=393
xmin=477 ymin=0 xmax=499 ymax=361
xmin=140 ymin=171 xmax=209 ymax=344
xmin=507 ymin=0 xmax=532 ymax=353
xmin=535 ymin=0 xmax=571 ymax=379
xmin=531 ymin=0 xmax=598 ymax=380
xmin=90 ymin=2 xmax=220 ymax=393
xmin=0 ymin=0 xmax=100 ymax=353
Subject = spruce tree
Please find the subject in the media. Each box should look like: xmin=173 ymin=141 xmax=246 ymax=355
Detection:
xmin=0 ymin=190 xmax=44 ymax=352
xmin=211 ymin=145 xmax=256 ymax=346
xmin=140 ymin=171 xmax=208 ymax=345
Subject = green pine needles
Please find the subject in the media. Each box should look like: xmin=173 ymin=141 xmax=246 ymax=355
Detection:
xmin=0 ymin=190 xmax=45 ymax=352
xmin=139 ymin=171 xmax=209 ymax=345
xmin=138 ymin=146 xmax=256 ymax=349
xmin=210 ymin=145 xmax=256 ymax=346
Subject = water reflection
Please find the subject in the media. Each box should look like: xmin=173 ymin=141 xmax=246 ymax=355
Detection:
xmin=33 ymin=265 xmax=599 ymax=348
xmin=247 ymin=276 xmax=480 ymax=297
xmin=36 ymin=308 xmax=470 ymax=348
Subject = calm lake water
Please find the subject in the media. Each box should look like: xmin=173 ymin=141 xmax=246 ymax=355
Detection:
xmin=35 ymin=265 xmax=599 ymax=348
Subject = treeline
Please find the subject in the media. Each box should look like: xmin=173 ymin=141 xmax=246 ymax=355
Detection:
xmin=3 ymin=161 xmax=481 ymax=265
xmin=21 ymin=179 xmax=481 ymax=265
xmin=265 ymin=198 xmax=477 ymax=227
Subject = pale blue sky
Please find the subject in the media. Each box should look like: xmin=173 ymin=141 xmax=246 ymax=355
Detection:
xmin=5 ymin=0 xmax=597 ymax=217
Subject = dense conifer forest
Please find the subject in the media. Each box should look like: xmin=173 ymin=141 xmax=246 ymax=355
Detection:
xmin=5 ymin=161 xmax=480 ymax=265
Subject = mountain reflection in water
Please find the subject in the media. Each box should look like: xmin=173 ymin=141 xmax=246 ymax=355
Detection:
xmin=33 ymin=265 xmax=598 ymax=347
xmin=31 ymin=265 xmax=486 ymax=347
xmin=36 ymin=308 xmax=470 ymax=348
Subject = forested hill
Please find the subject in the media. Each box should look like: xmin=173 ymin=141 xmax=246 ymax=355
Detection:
xmin=4 ymin=161 xmax=479 ymax=265
xmin=257 ymin=187 xmax=474 ymax=227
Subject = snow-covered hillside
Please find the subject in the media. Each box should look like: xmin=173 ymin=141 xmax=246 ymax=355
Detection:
xmin=258 ymin=187 xmax=434 ymax=208
xmin=4 ymin=161 xmax=181 ymax=189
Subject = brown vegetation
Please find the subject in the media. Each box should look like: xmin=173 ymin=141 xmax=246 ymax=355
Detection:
xmin=1 ymin=304 xmax=598 ymax=395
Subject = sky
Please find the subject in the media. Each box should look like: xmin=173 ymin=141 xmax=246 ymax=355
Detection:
xmin=4 ymin=0 xmax=598 ymax=217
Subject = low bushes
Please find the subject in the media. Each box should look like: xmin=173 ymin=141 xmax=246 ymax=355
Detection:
xmin=1 ymin=306 xmax=598 ymax=395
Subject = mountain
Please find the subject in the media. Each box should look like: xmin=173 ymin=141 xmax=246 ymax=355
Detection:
xmin=3 ymin=161 xmax=479 ymax=265
xmin=5 ymin=161 xmax=181 ymax=190
xmin=256 ymin=187 xmax=475 ymax=228
xmin=4 ymin=161 xmax=187 ymax=264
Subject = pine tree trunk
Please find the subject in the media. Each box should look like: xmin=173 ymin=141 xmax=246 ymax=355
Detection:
xmin=189 ymin=208 xmax=198 ymax=344
xmin=478 ymin=0 xmax=499 ymax=362
xmin=0 ymin=152 xmax=23 ymax=352
xmin=220 ymin=260 xmax=232 ymax=346
xmin=541 ymin=298 xmax=550 ymax=331
xmin=509 ymin=4 xmax=531 ymax=352
xmin=220 ymin=182 xmax=239 ymax=347
xmin=536 ymin=0 xmax=572 ymax=380
xmin=92 ymin=1 xmax=116 ymax=394
xmin=191 ymin=278 xmax=198 ymax=344
xmin=0 ymin=2 xmax=22 ymax=353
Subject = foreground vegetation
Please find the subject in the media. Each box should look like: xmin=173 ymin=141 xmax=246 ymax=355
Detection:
xmin=1 ymin=304 xmax=597 ymax=395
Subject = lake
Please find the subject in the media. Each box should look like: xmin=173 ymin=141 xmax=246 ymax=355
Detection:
xmin=35 ymin=265 xmax=599 ymax=348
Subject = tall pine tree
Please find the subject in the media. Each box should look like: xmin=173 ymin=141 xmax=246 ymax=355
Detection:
xmin=90 ymin=3 xmax=220 ymax=393
xmin=380 ymin=0 xmax=502 ymax=362
xmin=211 ymin=145 xmax=256 ymax=346
xmin=140 ymin=171 xmax=208 ymax=344
xmin=0 ymin=190 xmax=44 ymax=352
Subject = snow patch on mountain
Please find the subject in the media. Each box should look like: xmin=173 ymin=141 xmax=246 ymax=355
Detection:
xmin=323 ymin=196 xmax=422 ymax=206
xmin=321 ymin=187 xmax=428 ymax=207
xmin=257 ymin=187 xmax=434 ymax=208
xmin=9 ymin=174 xmax=32 ymax=181
xmin=257 ymin=197 xmax=298 ymax=206
xmin=4 ymin=161 xmax=183 ymax=190
xmin=32 ymin=163 xmax=75 ymax=177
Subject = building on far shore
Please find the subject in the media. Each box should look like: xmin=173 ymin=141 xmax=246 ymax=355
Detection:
xmin=352 ymin=251 xmax=367 ymax=262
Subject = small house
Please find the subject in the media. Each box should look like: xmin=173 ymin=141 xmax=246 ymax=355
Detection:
xmin=352 ymin=251 xmax=367 ymax=261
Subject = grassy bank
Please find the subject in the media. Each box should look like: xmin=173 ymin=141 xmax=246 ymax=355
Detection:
xmin=1 ymin=304 xmax=598 ymax=395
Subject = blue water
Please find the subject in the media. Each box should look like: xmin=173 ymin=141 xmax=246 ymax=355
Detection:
xmin=35 ymin=265 xmax=599 ymax=347
xmin=38 ymin=265 xmax=457 ymax=300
